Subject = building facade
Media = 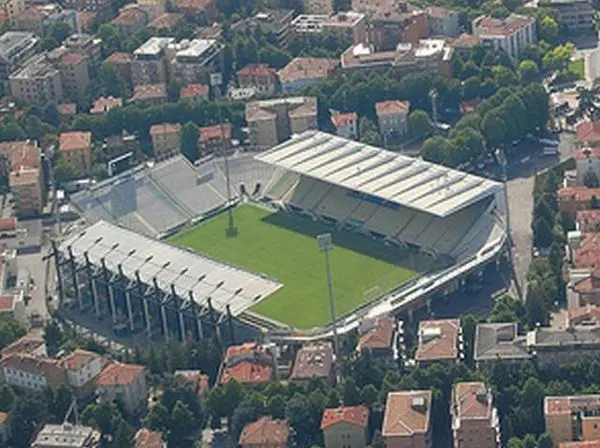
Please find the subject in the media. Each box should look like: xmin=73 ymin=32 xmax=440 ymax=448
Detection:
xmin=150 ymin=123 xmax=182 ymax=161
xmin=9 ymin=55 xmax=63 ymax=103
xmin=166 ymin=38 xmax=222 ymax=86
xmin=59 ymin=131 xmax=92 ymax=175
xmin=375 ymin=100 xmax=410 ymax=136
xmin=131 ymin=37 xmax=174 ymax=86
xmin=472 ymin=14 xmax=537 ymax=59
xmin=546 ymin=0 xmax=593 ymax=31
xmin=383 ymin=390 xmax=433 ymax=448
xmin=321 ymin=406 xmax=369 ymax=448
xmin=451 ymin=382 xmax=500 ymax=448
xmin=96 ymin=363 xmax=147 ymax=416
xmin=545 ymin=395 xmax=600 ymax=447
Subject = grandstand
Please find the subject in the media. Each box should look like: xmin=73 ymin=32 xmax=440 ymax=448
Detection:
xmin=71 ymin=154 xmax=278 ymax=239
xmin=256 ymin=131 xmax=505 ymax=259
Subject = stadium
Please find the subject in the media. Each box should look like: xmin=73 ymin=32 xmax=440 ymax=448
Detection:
xmin=53 ymin=131 xmax=508 ymax=344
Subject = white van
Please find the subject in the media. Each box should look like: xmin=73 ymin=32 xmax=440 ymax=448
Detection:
xmin=543 ymin=147 xmax=558 ymax=155
xmin=539 ymin=138 xmax=559 ymax=146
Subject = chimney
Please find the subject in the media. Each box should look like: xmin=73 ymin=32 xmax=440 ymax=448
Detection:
xmin=411 ymin=396 xmax=427 ymax=412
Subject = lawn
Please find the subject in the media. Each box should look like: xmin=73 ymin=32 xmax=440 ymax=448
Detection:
xmin=569 ymin=58 xmax=584 ymax=79
xmin=169 ymin=205 xmax=422 ymax=329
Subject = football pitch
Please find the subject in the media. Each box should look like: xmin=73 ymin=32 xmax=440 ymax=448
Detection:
xmin=169 ymin=205 xmax=423 ymax=329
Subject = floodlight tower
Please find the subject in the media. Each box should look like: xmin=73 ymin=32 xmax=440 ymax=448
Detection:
xmin=317 ymin=233 xmax=340 ymax=361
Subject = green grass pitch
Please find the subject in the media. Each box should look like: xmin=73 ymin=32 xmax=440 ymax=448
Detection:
xmin=169 ymin=205 xmax=421 ymax=329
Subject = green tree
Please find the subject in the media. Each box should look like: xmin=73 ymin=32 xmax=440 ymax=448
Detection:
xmin=493 ymin=65 xmax=518 ymax=87
xmin=360 ymin=384 xmax=378 ymax=408
xmin=267 ymin=395 xmax=286 ymax=419
xmin=51 ymin=22 xmax=72 ymax=45
xmin=408 ymin=109 xmax=434 ymax=140
xmin=518 ymin=60 xmax=539 ymax=82
xmin=43 ymin=320 xmax=63 ymax=356
xmin=537 ymin=432 xmax=553 ymax=448
xmin=25 ymin=115 xmax=45 ymax=141
xmin=533 ymin=217 xmax=554 ymax=248
xmin=359 ymin=117 xmax=382 ymax=146
xmin=481 ymin=109 xmax=508 ymax=147
xmin=0 ymin=383 xmax=15 ymax=411
xmin=168 ymin=400 xmax=195 ymax=445
xmin=584 ymin=170 xmax=600 ymax=188
xmin=542 ymin=43 xmax=575 ymax=71
xmin=342 ymin=377 xmax=361 ymax=406
xmin=181 ymin=121 xmax=199 ymax=162
xmin=0 ymin=318 xmax=26 ymax=350
xmin=143 ymin=402 xmax=170 ymax=433
xmin=421 ymin=136 xmax=453 ymax=164
xmin=42 ymin=101 xmax=61 ymax=127
xmin=539 ymin=16 xmax=559 ymax=44
xmin=53 ymin=156 xmax=77 ymax=183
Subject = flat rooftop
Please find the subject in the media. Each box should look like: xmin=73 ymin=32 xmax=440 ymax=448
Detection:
xmin=59 ymin=220 xmax=282 ymax=316
xmin=255 ymin=131 xmax=502 ymax=217
xmin=134 ymin=37 xmax=175 ymax=57
xmin=0 ymin=31 xmax=38 ymax=58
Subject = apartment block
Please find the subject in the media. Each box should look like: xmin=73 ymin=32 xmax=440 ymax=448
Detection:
xmin=148 ymin=12 xmax=183 ymax=32
xmin=55 ymin=52 xmax=90 ymax=103
xmin=63 ymin=33 xmax=102 ymax=68
xmin=451 ymin=382 xmax=500 ymax=448
xmin=131 ymin=37 xmax=174 ymax=86
xmin=239 ymin=417 xmax=291 ymax=448
xmin=331 ymin=111 xmax=359 ymax=140
xmin=96 ymin=363 xmax=147 ymax=416
xmin=1 ymin=335 xmax=46 ymax=357
xmin=232 ymin=9 xmax=296 ymax=48
xmin=545 ymin=395 xmax=600 ymax=447
xmin=166 ymin=38 xmax=222 ymax=86
xmin=558 ymin=187 xmax=600 ymax=218
xmin=473 ymin=323 xmax=532 ymax=369
xmin=0 ymin=353 xmax=67 ymax=389
xmin=149 ymin=123 xmax=182 ymax=161
xmin=31 ymin=423 xmax=98 ymax=448
xmin=62 ymin=0 xmax=115 ymax=20
xmin=278 ymin=57 xmax=338 ymax=94
xmin=383 ymin=390 xmax=433 ymax=448
xmin=246 ymin=96 xmax=318 ymax=149
xmin=198 ymin=123 xmax=232 ymax=156
xmin=111 ymin=4 xmax=150 ymax=38
xmin=0 ymin=294 xmax=26 ymax=327
xmin=0 ymin=31 xmax=40 ymax=79
xmin=0 ymin=0 xmax=25 ymax=19
xmin=9 ymin=55 xmax=63 ymax=103
xmin=415 ymin=318 xmax=463 ymax=365
xmin=472 ymin=14 xmax=537 ymax=59
xmin=376 ymin=100 xmax=410 ymax=136
xmin=321 ymin=406 xmax=369 ymax=448
xmin=546 ymin=0 xmax=593 ymax=31
xmin=366 ymin=3 xmax=429 ymax=51
xmin=10 ymin=167 xmax=43 ymax=217
xmin=131 ymin=82 xmax=167 ymax=105
xmin=237 ymin=64 xmax=278 ymax=96
xmin=325 ymin=12 xmax=367 ymax=44
xmin=356 ymin=315 xmax=401 ymax=366
xmin=426 ymin=6 xmax=459 ymax=37
xmin=59 ymin=131 xmax=92 ymax=175
xmin=12 ymin=5 xmax=78 ymax=37
xmin=104 ymin=52 xmax=133 ymax=95
xmin=60 ymin=349 xmax=107 ymax=389
xmin=219 ymin=343 xmax=275 ymax=385
xmin=290 ymin=342 xmax=335 ymax=385
xmin=574 ymin=146 xmax=600 ymax=186
xmin=303 ymin=0 xmax=333 ymax=15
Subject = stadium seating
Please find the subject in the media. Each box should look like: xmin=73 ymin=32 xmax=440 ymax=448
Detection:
xmin=315 ymin=186 xmax=361 ymax=221
xmin=264 ymin=171 xmax=300 ymax=202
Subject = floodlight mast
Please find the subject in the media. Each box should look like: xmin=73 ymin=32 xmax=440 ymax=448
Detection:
xmin=317 ymin=233 xmax=340 ymax=362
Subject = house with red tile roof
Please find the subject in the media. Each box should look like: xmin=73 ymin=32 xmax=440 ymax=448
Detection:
xmin=219 ymin=343 xmax=275 ymax=385
xmin=375 ymin=100 xmax=410 ymax=136
xmin=1 ymin=335 xmax=46 ymax=357
xmin=239 ymin=417 xmax=291 ymax=448
xmin=198 ymin=123 xmax=232 ymax=156
xmin=577 ymin=209 xmax=600 ymax=233
xmin=237 ymin=64 xmax=279 ymax=96
xmin=111 ymin=5 xmax=150 ymax=38
xmin=471 ymin=14 xmax=536 ymax=59
xmin=148 ymin=12 xmax=184 ymax=31
xmin=415 ymin=318 xmax=462 ymax=365
xmin=577 ymin=121 xmax=600 ymax=147
xmin=450 ymin=382 xmax=500 ymax=448
xmin=278 ymin=57 xmax=338 ymax=94
xmin=59 ymin=131 xmax=92 ymax=175
xmin=132 ymin=83 xmax=167 ymax=105
xmin=0 ymin=294 xmax=27 ymax=327
xmin=356 ymin=315 xmax=400 ymax=365
xmin=331 ymin=111 xmax=358 ymax=140
xmin=321 ymin=406 xmax=369 ymax=448
xmin=180 ymin=83 xmax=209 ymax=100
xmin=0 ymin=353 xmax=67 ymax=390
xmin=169 ymin=0 xmax=217 ymax=20
xmin=545 ymin=395 xmax=600 ymax=446
xmin=290 ymin=342 xmax=335 ymax=385
xmin=0 ymin=411 xmax=10 ymax=443
xmin=96 ymin=363 xmax=147 ymax=416
xmin=558 ymin=187 xmax=600 ymax=218
xmin=135 ymin=428 xmax=165 ymax=448
xmin=60 ymin=349 xmax=108 ymax=393
xmin=570 ymin=272 xmax=600 ymax=307
xmin=383 ymin=390 xmax=432 ymax=448
xmin=174 ymin=370 xmax=210 ymax=397
xmin=150 ymin=123 xmax=182 ymax=161
xmin=90 ymin=96 xmax=123 ymax=115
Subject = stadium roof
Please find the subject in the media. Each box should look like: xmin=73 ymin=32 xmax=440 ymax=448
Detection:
xmin=255 ymin=131 xmax=502 ymax=217
xmin=59 ymin=221 xmax=282 ymax=316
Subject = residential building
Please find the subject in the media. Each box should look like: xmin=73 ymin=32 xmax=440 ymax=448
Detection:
xmin=174 ymin=370 xmax=209 ymax=398
xmin=545 ymin=395 xmax=600 ymax=446
xmin=451 ymin=33 xmax=480 ymax=54
xmin=131 ymin=37 xmax=174 ymax=86
xmin=90 ymin=96 xmax=122 ymax=115
xmin=96 ymin=362 xmax=147 ymax=416
xmin=148 ymin=12 xmax=183 ymax=32
xmin=415 ymin=318 xmax=462 ymax=365
xmin=375 ymin=100 xmax=410 ymax=137
xmin=55 ymin=52 xmax=90 ymax=103
xmin=137 ymin=0 xmax=166 ymax=16
xmin=356 ymin=315 xmax=400 ymax=365
xmin=166 ymin=38 xmax=222 ymax=85
xmin=63 ymin=33 xmax=103 ymax=68
xmin=237 ymin=64 xmax=279 ymax=96
xmin=576 ymin=121 xmax=600 ymax=147
xmin=278 ymin=57 xmax=338 ymax=94
xmin=219 ymin=343 xmax=275 ymax=385
xmin=111 ymin=5 xmax=150 ymax=38
xmin=105 ymin=52 xmax=133 ymax=95
xmin=0 ymin=412 xmax=10 ymax=444
xmin=382 ymin=390 xmax=433 ymax=448
xmin=0 ymin=140 xmax=41 ymax=171
xmin=60 ymin=349 xmax=106 ymax=389
xmin=546 ymin=0 xmax=593 ymax=31
xmin=12 ymin=5 xmax=78 ymax=37
xmin=9 ymin=55 xmax=63 ymax=103
xmin=558 ymin=187 xmax=600 ymax=218
xmin=0 ymin=293 xmax=26 ymax=326
xmin=321 ymin=406 xmax=369 ymax=448
xmin=574 ymin=147 xmax=600 ymax=186
xmin=62 ymin=0 xmax=115 ymax=20
xmin=239 ymin=417 xmax=291 ymax=448
xmin=473 ymin=322 xmax=532 ymax=369
xmin=0 ymin=32 xmax=40 ymax=79
xmin=246 ymin=96 xmax=318 ymax=149
xmin=135 ymin=428 xmax=165 ymax=448
xmin=232 ymin=10 xmax=296 ymax=48
xmin=10 ymin=167 xmax=44 ymax=216
xmin=368 ymin=4 xmax=429 ymax=51
xmin=303 ymin=0 xmax=333 ymax=15
xmin=31 ymin=423 xmax=98 ymax=448
xmin=0 ymin=353 xmax=67 ymax=389
xmin=426 ymin=6 xmax=459 ymax=37
xmin=198 ymin=123 xmax=232 ymax=156
xmin=180 ymin=83 xmax=209 ymax=100
xmin=577 ymin=209 xmax=600 ymax=233
xmin=331 ymin=111 xmax=359 ymax=140
xmin=58 ymin=102 xmax=77 ymax=118
xmin=149 ymin=123 xmax=182 ymax=161
xmin=59 ymin=131 xmax=92 ymax=175
xmin=472 ymin=14 xmax=537 ymax=59
xmin=290 ymin=342 xmax=335 ymax=385
xmin=77 ymin=11 xmax=97 ymax=33
xmin=572 ymin=232 xmax=600 ymax=270
xmin=451 ymin=382 xmax=500 ymax=448
xmin=131 ymin=83 xmax=167 ymax=105
xmin=169 ymin=0 xmax=218 ymax=21
xmin=324 ymin=12 xmax=367 ymax=44
xmin=0 ymin=0 xmax=25 ymax=19
xmin=1 ymin=335 xmax=46 ymax=357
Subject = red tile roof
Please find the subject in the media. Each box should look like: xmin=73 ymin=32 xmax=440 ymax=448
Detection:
xmin=376 ymin=100 xmax=410 ymax=116
xmin=332 ymin=112 xmax=358 ymax=128
xmin=174 ymin=370 xmax=210 ymax=397
xmin=90 ymin=96 xmax=123 ymax=115
xmin=149 ymin=123 xmax=181 ymax=136
xmin=148 ymin=12 xmax=184 ymax=29
xmin=97 ymin=362 xmax=145 ymax=386
xmin=199 ymin=123 xmax=231 ymax=141
xmin=427 ymin=6 xmax=453 ymax=19
xmin=135 ymin=428 xmax=164 ymax=448
xmin=0 ymin=412 xmax=8 ymax=425
xmin=321 ymin=406 xmax=369 ymax=429
xmin=278 ymin=57 xmax=338 ymax=84
xmin=170 ymin=0 xmax=213 ymax=11
xmin=112 ymin=6 xmax=148 ymax=26
xmin=560 ymin=442 xmax=600 ymax=448
xmin=220 ymin=361 xmax=272 ymax=384
xmin=357 ymin=315 xmax=396 ymax=351
xmin=577 ymin=121 xmax=600 ymax=144
xmin=58 ymin=103 xmax=77 ymax=116
xmin=132 ymin=83 xmax=167 ymax=102
xmin=0 ymin=295 xmax=14 ymax=312
xmin=566 ymin=305 xmax=600 ymax=325
xmin=453 ymin=382 xmax=493 ymax=421
xmin=0 ymin=353 xmax=67 ymax=385
xmin=60 ymin=349 xmax=100 ymax=371
xmin=1 ymin=336 xmax=45 ymax=357
xmin=545 ymin=395 xmax=600 ymax=415
xmin=577 ymin=209 xmax=600 ymax=232
xmin=383 ymin=390 xmax=432 ymax=437
xmin=0 ymin=141 xmax=40 ymax=170
xmin=415 ymin=318 xmax=460 ymax=361
xmin=180 ymin=83 xmax=209 ymax=99
xmin=60 ymin=52 xmax=86 ymax=65
xmin=290 ymin=343 xmax=334 ymax=381
xmin=239 ymin=417 xmax=290 ymax=447
xmin=59 ymin=131 xmax=92 ymax=152
xmin=106 ymin=52 xmax=133 ymax=64
xmin=0 ymin=217 xmax=16 ymax=232
xmin=237 ymin=64 xmax=277 ymax=77
xmin=574 ymin=232 xmax=600 ymax=269
xmin=474 ymin=14 xmax=534 ymax=37
xmin=559 ymin=187 xmax=600 ymax=204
